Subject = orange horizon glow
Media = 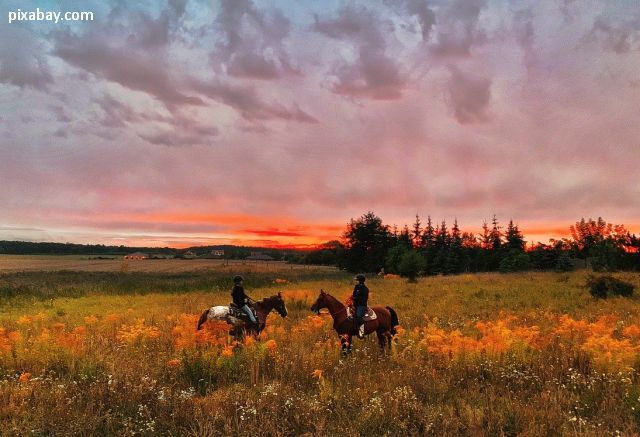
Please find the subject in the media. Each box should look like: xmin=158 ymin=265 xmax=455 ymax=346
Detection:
xmin=7 ymin=217 xmax=637 ymax=250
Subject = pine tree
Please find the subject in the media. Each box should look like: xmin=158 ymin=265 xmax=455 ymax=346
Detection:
xmin=412 ymin=214 xmax=423 ymax=249
xmin=422 ymin=216 xmax=436 ymax=275
xmin=398 ymin=225 xmax=412 ymax=248
xmin=490 ymin=215 xmax=503 ymax=251
xmin=505 ymin=220 xmax=525 ymax=251
xmin=445 ymin=219 xmax=465 ymax=274
xmin=433 ymin=220 xmax=450 ymax=274
xmin=480 ymin=220 xmax=491 ymax=250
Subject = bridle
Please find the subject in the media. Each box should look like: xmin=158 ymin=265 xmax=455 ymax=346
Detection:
xmin=314 ymin=294 xmax=347 ymax=318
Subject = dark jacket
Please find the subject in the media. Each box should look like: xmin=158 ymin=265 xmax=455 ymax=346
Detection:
xmin=352 ymin=283 xmax=369 ymax=307
xmin=232 ymin=285 xmax=249 ymax=307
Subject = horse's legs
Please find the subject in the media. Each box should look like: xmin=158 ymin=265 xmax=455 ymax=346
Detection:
xmin=385 ymin=331 xmax=393 ymax=348
xmin=376 ymin=330 xmax=386 ymax=349
xmin=340 ymin=334 xmax=354 ymax=355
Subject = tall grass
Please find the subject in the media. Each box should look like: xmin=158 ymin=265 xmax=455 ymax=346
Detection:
xmin=1 ymin=271 xmax=640 ymax=435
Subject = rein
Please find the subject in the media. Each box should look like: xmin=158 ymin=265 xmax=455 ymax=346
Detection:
xmin=316 ymin=306 xmax=347 ymax=317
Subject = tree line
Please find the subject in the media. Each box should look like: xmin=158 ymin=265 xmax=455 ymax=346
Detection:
xmin=296 ymin=213 xmax=640 ymax=279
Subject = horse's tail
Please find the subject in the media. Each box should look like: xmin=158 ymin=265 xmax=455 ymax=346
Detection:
xmin=196 ymin=309 xmax=210 ymax=331
xmin=386 ymin=306 xmax=399 ymax=335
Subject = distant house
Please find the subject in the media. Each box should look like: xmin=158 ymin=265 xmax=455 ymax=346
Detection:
xmin=183 ymin=250 xmax=197 ymax=259
xmin=246 ymin=251 xmax=275 ymax=261
xmin=124 ymin=252 xmax=148 ymax=260
xmin=199 ymin=249 xmax=225 ymax=260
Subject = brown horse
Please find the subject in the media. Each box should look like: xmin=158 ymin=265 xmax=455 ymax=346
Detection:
xmin=197 ymin=293 xmax=288 ymax=339
xmin=310 ymin=289 xmax=399 ymax=354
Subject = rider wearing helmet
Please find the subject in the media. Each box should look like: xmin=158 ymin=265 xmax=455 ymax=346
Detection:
xmin=352 ymin=274 xmax=369 ymax=339
xmin=231 ymin=275 xmax=258 ymax=328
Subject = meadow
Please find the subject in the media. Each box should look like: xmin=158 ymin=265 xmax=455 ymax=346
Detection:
xmin=1 ymin=258 xmax=640 ymax=436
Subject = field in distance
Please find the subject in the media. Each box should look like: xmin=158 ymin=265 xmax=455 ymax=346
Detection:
xmin=0 ymin=254 xmax=333 ymax=273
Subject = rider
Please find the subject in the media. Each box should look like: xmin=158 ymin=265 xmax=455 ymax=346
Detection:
xmin=352 ymin=274 xmax=369 ymax=339
xmin=231 ymin=275 xmax=259 ymax=328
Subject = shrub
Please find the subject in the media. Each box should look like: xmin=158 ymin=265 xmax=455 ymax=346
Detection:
xmin=586 ymin=275 xmax=634 ymax=298
xmin=554 ymin=254 xmax=574 ymax=272
xmin=499 ymin=251 xmax=532 ymax=273
xmin=398 ymin=250 xmax=427 ymax=282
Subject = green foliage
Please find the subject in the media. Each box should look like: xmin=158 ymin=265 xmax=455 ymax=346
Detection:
xmin=554 ymin=253 xmax=574 ymax=272
xmin=591 ymin=239 xmax=623 ymax=272
xmin=586 ymin=275 xmax=634 ymax=298
xmin=398 ymin=250 xmax=426 ymax=282
xmin=385 ymin=243 xmax=410 ymax=274
xmin=499 ymin=250 xmax=532 ymax=273
xmin=339 ymin=212 xmax=393 ymax=273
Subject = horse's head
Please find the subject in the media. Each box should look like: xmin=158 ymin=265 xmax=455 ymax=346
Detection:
xmin=273 ymin=292 xmax=288 ymax=318
xmin=310 ymin=289 xmax=328 ymax=314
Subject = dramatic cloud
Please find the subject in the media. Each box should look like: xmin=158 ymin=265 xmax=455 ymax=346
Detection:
xmin=1 ymin=0 xmax=640 ymax=247
xmin=447 ymin=65 xmax=491 ymax=124
xmin=386 ymin=0 xmax=436 ymax=41
xmin=53 ymin=31 xmax=204 ymax=108
xmin=0 ymin=24 xmax=52 ymax=89
xmin=213 ymin=0 xmax=298 ymax=80
xmin=313 ymin=5 xmax=405 ymax=100
xmin=191 ymin=79 xmax=317 ymax=122
xmin=431 ymin=0 xmax=487 ymax=56
xmin=588 ymin=17 xmax=640 ymax=54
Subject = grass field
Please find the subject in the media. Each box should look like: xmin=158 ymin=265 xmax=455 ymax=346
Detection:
xmin=1 ymin=259 xmax=640 ymax=435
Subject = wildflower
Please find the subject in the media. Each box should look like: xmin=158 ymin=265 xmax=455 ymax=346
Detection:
xmin=243 ymin=336 xmax=255 ymax=347
xmin=167 ymin=358 xmax=181 ymax=368
xmin=117 ymin=319 xmax=160 ymax=345
xmin=17 ymin=316 xmax=32 ymax=326
xmin=52 ymin=323 xmax=66 ymax=332
xmin=265 ymin=339 xmax=277 ymax=352
xmin=19 ymin=372 xmax=31 ymax=383
xmin=105 ymin=314 xmax=119 ymax=323
xmin=311 ymin=369 xmax=323 ymax=379
xmin=84 ymin=315 xmax=98 ymax=325
xmin=221 ymin=345 xmax=234 ymax=357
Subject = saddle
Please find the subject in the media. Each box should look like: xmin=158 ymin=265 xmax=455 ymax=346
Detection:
xmin=229 ymin=303 xmax=258 ymax=323
xmin=346 ymin=306 xmax=377 ymax=321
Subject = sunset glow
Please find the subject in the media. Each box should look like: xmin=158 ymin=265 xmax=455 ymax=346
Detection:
xmin=1 ymin=0 xmax=639 ymax=248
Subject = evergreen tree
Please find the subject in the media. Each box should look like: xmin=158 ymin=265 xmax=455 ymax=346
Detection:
xmin=445 ymin=219 xmax=465 ymax=274
xmin=398 ymin=250 xmax=427 ymax=282
xmin=421 ymin=216 xmax=436 ymax=275
xmin=412 ymin=214 xmax=423 ymax=249
xmin=505 ymin=220 xmax=525 ymax=251
xmin=339 ymin=212 xmax=392 ymax=273
xmin=490 ymin=215 xmax=503 ymax=251
xmin=433 ymin=220 xmax=450 ymax=274
xmin=399 ymin=225 xmax=412 ymax=248
xmin=479 ymin=220 xmax=491 ymax=249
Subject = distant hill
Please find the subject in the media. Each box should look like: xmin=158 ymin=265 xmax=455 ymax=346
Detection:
xmin=0 ymin=241 xmax=305 ymax=260
xmin=0 ymin=241 xmax=176 ymax=256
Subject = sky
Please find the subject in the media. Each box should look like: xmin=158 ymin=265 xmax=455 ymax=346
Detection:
xmin=0 ymin=0 xmax=639 ymax=248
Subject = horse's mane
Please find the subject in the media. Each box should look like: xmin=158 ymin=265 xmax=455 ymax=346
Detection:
xmin=255 ymin=294 xmax=281 ymax=305
xmin=322 ymin=291 xmax=346 ymax=308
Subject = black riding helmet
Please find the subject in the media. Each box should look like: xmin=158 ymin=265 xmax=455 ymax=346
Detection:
xmin=233 ymin=275 xmax=244 ymax=284
xmin=355 ymin=274 xmax=366 ymax=283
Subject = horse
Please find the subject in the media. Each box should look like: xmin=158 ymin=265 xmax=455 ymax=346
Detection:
xmin=310 ymin=289 xmax=399 ymax=354
xmin=196 ymin=292 xmax=288 ymax=338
